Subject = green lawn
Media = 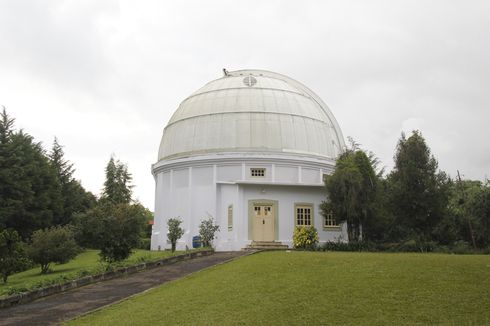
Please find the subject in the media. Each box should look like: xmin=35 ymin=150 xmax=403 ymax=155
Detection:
xmin=0 ymin=249 xmax=183 ymax=296
xmin=68 ymin=251 xmax=490 ymax=325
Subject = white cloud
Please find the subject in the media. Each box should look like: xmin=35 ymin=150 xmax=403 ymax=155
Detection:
xmin=1 ymin=0 xmax=489 ymax=208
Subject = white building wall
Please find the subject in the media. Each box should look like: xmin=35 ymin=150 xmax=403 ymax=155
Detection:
xmin=151 ymin=153 xmax=347 ymax=251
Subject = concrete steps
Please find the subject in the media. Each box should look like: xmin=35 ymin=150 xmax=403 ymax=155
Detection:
xmin=244 ymin=241 xmax=289 ymax=251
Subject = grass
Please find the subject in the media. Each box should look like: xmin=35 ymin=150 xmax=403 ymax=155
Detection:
xmin=68 ymin=251 xmax=490 ymax=325
xmin=0 ymin=249 xmax=186 ymax=296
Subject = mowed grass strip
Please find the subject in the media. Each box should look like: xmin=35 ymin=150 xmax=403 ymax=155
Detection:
xmin=0 ymin=249 xmax=181 ymax=296
xmin=67 ymin=251 xmax=490 ymax=325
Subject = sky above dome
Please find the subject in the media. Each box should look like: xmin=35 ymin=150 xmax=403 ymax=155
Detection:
xmin=1 ymin=0 xmax=489 ymax=209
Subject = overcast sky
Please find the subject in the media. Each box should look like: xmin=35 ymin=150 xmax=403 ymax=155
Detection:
xmin=1 ymin=0 xmax=489 ymax=209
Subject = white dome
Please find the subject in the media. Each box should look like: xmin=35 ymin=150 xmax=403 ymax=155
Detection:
xmin=158 ymin=69 xmax=345 ymax=161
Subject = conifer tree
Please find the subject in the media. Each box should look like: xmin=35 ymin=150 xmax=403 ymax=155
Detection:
xmin=101 ymin=156 xmax=133 ymax=204
xmin=388 ymin=131 xmax=450 ymax=241
xmin=49 ymin=138 xmax=95 ymax=225
xmin=0 ymin=108 xmax=62 ymax=239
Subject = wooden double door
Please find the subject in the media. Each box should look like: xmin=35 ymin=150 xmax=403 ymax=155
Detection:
xmin=252 ymin=204 xmax=275 ymax=241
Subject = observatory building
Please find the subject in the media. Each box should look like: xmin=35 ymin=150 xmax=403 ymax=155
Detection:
xmin=151 ymin=69 xmax=348 ymax=251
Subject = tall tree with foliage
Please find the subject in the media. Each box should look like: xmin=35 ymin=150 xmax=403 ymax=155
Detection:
xmin=100 ymin=156 xmax=133 ymax=204
xmin=387 ymin=131 xmax=450 ymax=241
xmin=49 ymin=138 xmax=96 ymax=225
xmin=0 ymin=229 xmax=30 ymax=283
xmin=321 ymin=148 xmax=379 ymax=242
xmin=95 ymin=203 xmax=147 ymax=263
xmin=0 ymin=108 xmax=62 ymax=239
xmin=446 ymin=177 xmax=490 ymax=249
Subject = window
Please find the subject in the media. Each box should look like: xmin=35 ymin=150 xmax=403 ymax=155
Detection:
xmin=264 ymin=206 xmax=271 ymax=216
xmin=250 ymin=168 xmax=265 ymax=177
xmin=324 ymin=212 xmax=339 ymax=228
xmin=295 ymin=204 xmax=313 ymax=226
xmin=228 ymin=205 xmax=233 ymax=231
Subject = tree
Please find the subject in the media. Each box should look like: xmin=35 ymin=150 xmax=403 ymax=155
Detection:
xmin=167 ymin=218 xmax=184 ymax=252
xmin=72 ymin=207 xmax=106 ymax=249
xmin=27 ymin=225 xmax=80 ymax=274
xmin=0 ymin=108 xmax=63 ymax=239
xmin=468 ymin=180 xmax=490 ymax=248
xmin=199 ymin=217 xmax=220 ymax=247
xmin=321 ymin=149 xmax=379 ymax=242
xmin=97 ymin=203 xmax=147 ymax=263
xmin=0 ymin=229 xmax=30 ymax=283
xmin=387 ymin=131 xmax=450 ymax=241
xmin=49 ymin=137 xmax=96 ymax=225
xmin=100 ymin=156 xmax=133 ymax=205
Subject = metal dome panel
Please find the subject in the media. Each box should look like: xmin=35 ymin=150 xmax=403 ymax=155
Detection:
xmin=158 ymin=69 xmax=345 ymax=160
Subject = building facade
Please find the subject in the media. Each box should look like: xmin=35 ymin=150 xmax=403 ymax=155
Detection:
xmin=151 ymin=69 xmax=348 ymax=251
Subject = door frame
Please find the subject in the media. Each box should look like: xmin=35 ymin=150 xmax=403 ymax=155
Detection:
xmin=248 ymin=199 xmax=279 ymax=241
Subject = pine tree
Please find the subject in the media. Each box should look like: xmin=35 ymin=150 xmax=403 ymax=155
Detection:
xmin=388 ymin=131 xmax=450 ymax=241
xmin=0 ymin=108 xmax=63 ymax=239
xmin=49 ymin=138 xmax=95 ymax=225
xmin=101 ymin=156 xmax=133 ymax=204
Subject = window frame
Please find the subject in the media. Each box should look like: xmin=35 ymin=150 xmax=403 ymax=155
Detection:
xmin=294 ymin=203 xmax=314 ymax=227
xmin=228 ymin=205 xmax=233 ymax=231
xmin=250 ymin=168 xmax=266 ymax=178
xmin=323 ymin=212 xmax=340 ymax=230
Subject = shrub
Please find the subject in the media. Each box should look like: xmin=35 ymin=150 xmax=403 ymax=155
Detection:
xmin=293 ymin=226 xmax=319 ymax=250
xmin=138 ymin=238 xmax=151 ymax=250
xmin=97 ymin=203 xmax=146 ymax=263
xmin=27 ymin=225 xmax=80 ymax=274
xmin=167 ymin=218 xmax=184 ymax=252
xmin=322 ymin=240 xmax=375 ymax=252
xmin=199 ymin=217 xmax=220 ymax=248
xmin=450 ymin=240 xmax=472 ymax=254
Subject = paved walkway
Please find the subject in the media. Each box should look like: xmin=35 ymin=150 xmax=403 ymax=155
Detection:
xmin=0 ymin=251 xmax=248 ymax=326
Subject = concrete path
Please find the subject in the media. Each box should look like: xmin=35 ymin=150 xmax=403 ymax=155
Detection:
xmin=0 ymin=251 xmax=248 ymax=326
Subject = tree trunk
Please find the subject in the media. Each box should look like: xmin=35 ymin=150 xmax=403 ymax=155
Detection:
xmin=171 ymin=242 xmax=176 ymax=252
xmin=2 ymin=274 xmax=7 ymax=284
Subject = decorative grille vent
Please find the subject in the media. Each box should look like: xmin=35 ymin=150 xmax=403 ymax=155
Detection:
xmin=243 ymin=75 xmax=257 ymax=87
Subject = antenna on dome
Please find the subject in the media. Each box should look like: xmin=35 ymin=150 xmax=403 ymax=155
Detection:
xmin=223 ymin=68 xmax=229 ymax=77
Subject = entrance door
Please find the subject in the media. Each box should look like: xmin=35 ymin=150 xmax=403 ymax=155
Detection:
xmin=253 ymin=204 xmax=274 ymax=241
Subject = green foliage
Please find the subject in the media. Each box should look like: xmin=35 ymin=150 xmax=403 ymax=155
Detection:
xmin=27 ymin=225 xmax=80 ymax=274
xmin=100 ymin=156 xmax=133 ymax=205
xmin=292 ymin=226 xmax=319 ymax=250
xmin=137 ymin=238 xmax=151 ymax=250
xmin=49 ymin=137 xmax=96 ymax=225
xmin=0 ymin=249 xmax=184 ymax=296
xmin=388 ymin=131 xmax=451 ymax=242
xmin=95 ymin=203 xmax=147 ymax=263
xmin=469 ymin=181 xmax=490 ymax=247
xmin=167 ymin=218 xmax=184 ymax=252
xmin=0 ymin=108 xmax=63 ymax=239
xmin=138 ymin=205 xmax=154 ymax=238
xmin=72 ymin=207 xmax=105 ymax=248
xmin=322 ymin=148 xmax=380 ymax=241
xmin=321 ymin=240 xmax=375 ymax=252
xmin=198 ymin=217 xmax=220 ymax=247
xmin=0 ymin=229 xmax=30 ymax=283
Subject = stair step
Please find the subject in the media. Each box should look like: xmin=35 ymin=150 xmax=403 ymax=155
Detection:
xmin=244 ymin=241 xmax=289 ymax=251
xmin=245 ymin=246 xmax=289 ymax=250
